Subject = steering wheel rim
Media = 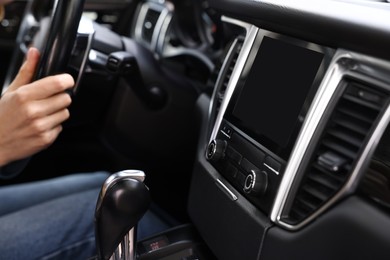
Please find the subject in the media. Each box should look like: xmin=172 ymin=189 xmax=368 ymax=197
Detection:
xmin=2 ymin=0 xmax=85 ymax=93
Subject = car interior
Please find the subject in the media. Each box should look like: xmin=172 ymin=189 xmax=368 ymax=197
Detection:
xmin=1 ymin=0 xmax=390 ymax=259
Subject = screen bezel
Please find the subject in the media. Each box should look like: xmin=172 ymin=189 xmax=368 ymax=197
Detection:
xmin=224 ymin=30 xmax=334 ymax=161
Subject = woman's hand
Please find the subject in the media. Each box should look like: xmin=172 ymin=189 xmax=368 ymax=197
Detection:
xmin=0 ymin=48 xmax=74 ymax=166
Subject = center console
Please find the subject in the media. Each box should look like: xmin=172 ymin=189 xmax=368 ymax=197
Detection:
xmin=206 ymin=27 xmax=334 ymax=215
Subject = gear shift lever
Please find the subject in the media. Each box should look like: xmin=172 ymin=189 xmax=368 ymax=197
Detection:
xmin=95 ymin=170 xmax=151 ymax=260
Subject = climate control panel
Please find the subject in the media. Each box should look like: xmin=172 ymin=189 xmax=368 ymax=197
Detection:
xmin=206 ymin=121 xmax=285 ymax=215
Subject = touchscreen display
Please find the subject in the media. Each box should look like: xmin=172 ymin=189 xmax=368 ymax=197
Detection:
xmin=230 ymin=36 xmax=324 ymax=157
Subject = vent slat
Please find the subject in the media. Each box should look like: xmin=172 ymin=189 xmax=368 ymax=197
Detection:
xmin=283 ymin=81 xmax=387 ymax=225
xmin=337 ymin=104 xmax=376 ymax=124
xmin=312 ymin=163 xmax=348 ymax=182
xmin=327 ymin=128 xmax=362 ymax=148
xmin=343 ymin=94 xmax=382 ymax=111
xmin=294 ymin=197 xmax=318 ymax=212
xmin=333 ymin=114 xmax=371 ymax=135
xmin=321 ymin=138 xmax=358 ymax=159
xmin=302 ymin=184 xmax=330 ymax=202
xmin=307 ymin=171 xmax=341 ymax=191
xmin=289 ymin=205 xmax=311 ymax=221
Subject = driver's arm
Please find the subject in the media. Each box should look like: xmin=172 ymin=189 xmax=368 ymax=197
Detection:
xmin=0 ymin=47 xmax=74 ymax=170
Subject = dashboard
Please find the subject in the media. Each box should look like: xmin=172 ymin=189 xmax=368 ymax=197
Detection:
xmin=187 ymin=0 xmax=390 ymax=259
xmin=1 ymin=0 xmax=390 ymax=259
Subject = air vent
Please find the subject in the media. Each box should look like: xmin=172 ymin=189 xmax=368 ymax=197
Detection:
xmin=142 ymin=8 xmax=161 ymax=43
xmin=214 ymin=37 xmax=244 ymax=112
xmin=284 ymin=80 xmax=389 ymax=225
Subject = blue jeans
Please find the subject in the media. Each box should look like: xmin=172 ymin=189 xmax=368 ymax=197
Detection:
xmin=0 ymin=172 xmax=173 ymax=260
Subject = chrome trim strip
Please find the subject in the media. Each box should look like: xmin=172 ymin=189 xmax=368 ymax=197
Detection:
xmin=155 ymin=6 xmax=173 ymax=55
xmin=264 ymin=163 xmax=279 ymax=175
xmin=207 ymin=37 xmax=238 ymax=120
xmin=216 ymin=179 xmax=238 ymax=201
xmin=272 ymin=49 xmax=390 ymax=230
xmin=209 ymin=23 xmax=258 ymax=144
xmin=133 ymin=1 xmax=167 ymax=51
xmin=73 ymin=17 xmax=95 ymax=94
xmin=110 ymin=228 xmax=135 ymax=260
xmin=270 ymin=50 xmax=350 ymax=226
xmin=285 ymin=100 xmax=390 ymax=230
xmin=150 ymin=6 xmax=170 ymax=51
xmin=221 ymin=16 xmax=253 ymax=31
xmin=220 ymin=130 xmax=231 ymax=138
xmin=133 ymin=3 xmax=150 ymax=43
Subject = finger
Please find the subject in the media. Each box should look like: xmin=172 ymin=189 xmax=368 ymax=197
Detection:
xmin=27 ymin=92 xmax=72 ymax=119
xmin=28 ymin=124 xmax=63 ymax=151
xmin=7 ymin=48 xmax=40 ymax=91
xmin=20 ymin=73 xmax=74 ymax=100
xmin=27 ymin=109 xmax=70 ymax=136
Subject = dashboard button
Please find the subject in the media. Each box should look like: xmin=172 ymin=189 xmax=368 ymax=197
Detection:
xmin=221 ymin=124 xmax=233 ymax=137
xmin=226 ymin=146 xmax=242 ymax=165
xmin=225 ymin=162 xmax=238 ymax=179
xmin=241 ymin=158 xmax=259 ymax=174
xmin=236 ymin=172 xmax=246 ymax=187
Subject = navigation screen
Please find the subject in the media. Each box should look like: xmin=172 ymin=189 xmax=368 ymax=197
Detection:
xmin=231 ymin=36 xmax=324 ymax=154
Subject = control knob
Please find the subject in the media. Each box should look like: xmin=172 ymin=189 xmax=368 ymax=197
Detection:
xmin=243 ymin=170 xmax=268 ymax=195
xmin=206 ymin=139 xmax=227 ymax=162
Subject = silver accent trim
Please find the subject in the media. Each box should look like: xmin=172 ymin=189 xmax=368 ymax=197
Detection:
xmin=264 ymin=163 xmax=279 ymax=175
xmin=73 ymin=17 xmax=95 ymax=94
xmin=209 ymin=23 xmax=258 ymax=144
xmin=220 ymin=130 xmax=231 ymax=138
xmin=271 ymin=49 xmax=390 ymax=230
xmin=150 ymin=6 xmax=170 ymax=51
xmin=221 ymin=16 xmax=253 ymax=31
xmin=216 ymin=179 xmax=238 ymax=201
xmin=133 ymin=1 xmax=168 ymax=51
xmin=270 ymin=50 xmax=349 ymax=227
xmin=207 ymin=37 xmax=238 ymax=120
xmin=109 ymin=228 xmax=135 ymax=260
xmin=243 ymin=170 xmax=256 ymax=193
xmin=155 ymin=5 xmax=173 ymax=55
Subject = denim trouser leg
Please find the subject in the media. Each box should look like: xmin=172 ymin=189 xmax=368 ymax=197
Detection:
xmin=0 ymin=172 xmax=174 ymax=259
xmin=0 ymin=172 xmax=109 ymax=260
xmin=0 ymin=172 xmax=109 ymax=216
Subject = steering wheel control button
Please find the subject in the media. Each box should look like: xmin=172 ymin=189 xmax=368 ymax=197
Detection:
xmin=243 ymin=170 xmax=268 ymax=195
xmin=206 ymin=139 xmax=226 ymax=162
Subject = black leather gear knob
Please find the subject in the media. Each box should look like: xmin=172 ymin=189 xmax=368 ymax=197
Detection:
xmin=95 ymin=175 xmax=151 ymax=260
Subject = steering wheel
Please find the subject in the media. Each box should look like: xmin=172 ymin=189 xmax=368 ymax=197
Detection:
xmin=1 ymin=0 xmax=85 ymax=93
